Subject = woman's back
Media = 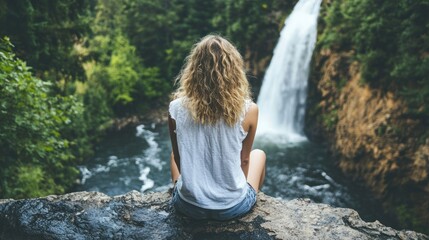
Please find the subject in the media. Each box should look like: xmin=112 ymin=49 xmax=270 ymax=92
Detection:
xmin=169 ymin=97 xmax=252 ymax=209
xmin=169 ymin=34 xmax=266 ymax=220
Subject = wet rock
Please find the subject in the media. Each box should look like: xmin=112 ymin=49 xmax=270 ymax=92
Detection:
xmin=0 ymin=191 xmax=427 ymax=240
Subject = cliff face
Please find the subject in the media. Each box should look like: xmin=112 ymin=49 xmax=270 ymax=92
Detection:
xmin=0 ymin=190 xmax=427 ymax=240
xmin=306 ymin=48 xmax=429 ymax=232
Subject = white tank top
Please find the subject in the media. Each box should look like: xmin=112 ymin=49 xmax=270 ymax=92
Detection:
xmin=169 ymin=97 xmax=252 ymax=209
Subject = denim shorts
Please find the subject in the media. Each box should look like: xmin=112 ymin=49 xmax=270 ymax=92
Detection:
xmin=171 ymin=183 xmax=257 ymax=221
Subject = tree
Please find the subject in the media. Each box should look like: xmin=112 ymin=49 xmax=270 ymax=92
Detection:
xmin=84 ymin=0 xmax=169 ymax=117
xmin=0 ymin=0 xmax=90 ymax=85
xmin=0 ymin=37 xmax=84 ymax=198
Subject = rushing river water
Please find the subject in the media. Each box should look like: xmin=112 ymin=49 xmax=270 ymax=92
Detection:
xmin=76 ymin=123 xmax=390 ymax=225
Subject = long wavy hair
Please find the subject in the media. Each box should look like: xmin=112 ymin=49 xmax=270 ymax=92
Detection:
xmin=173 ymin=35 xmax=251 ymax=126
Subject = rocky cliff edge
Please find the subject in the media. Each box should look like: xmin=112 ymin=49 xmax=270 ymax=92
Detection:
xmin=0 ymin=190 xmax=427 ymax=240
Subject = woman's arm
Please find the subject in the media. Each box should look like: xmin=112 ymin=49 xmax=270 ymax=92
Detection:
xmin=168 ymin=113 xmax=181 ymax=182
xmin=240 ymin=103 xmax=259 ymax=177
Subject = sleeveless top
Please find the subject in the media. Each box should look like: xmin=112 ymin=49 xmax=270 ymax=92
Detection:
xmin=169 ymin=97 xmax=252 ymax=209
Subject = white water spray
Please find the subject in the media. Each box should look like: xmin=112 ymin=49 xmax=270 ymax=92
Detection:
xmin=257 ymin=0 xmax=322 ymax=143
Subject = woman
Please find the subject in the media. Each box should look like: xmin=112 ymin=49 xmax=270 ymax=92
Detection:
xmin=168 ymin=34 xmax=266 ymax=220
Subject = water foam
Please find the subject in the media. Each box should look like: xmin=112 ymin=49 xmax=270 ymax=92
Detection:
xmin=134 ymin=124 xmax=166 ymax=192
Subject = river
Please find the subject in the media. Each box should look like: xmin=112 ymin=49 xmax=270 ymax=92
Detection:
xmin=76 ymin=122 xmax=391 ymax=226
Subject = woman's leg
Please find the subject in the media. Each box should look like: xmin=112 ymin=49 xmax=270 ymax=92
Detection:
xmin=170 ymin=152 xmax=180 ymax=183
xmin=246 ymin=149 xmax=266 ymax=192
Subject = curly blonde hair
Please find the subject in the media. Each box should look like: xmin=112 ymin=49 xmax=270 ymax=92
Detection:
xmin=173 ymin=35 xmax=251 ymax=126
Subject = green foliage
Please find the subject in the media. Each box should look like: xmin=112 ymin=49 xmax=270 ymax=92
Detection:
xmin=81 ymin=75 xmax=112 ymax=130
xmin=0 ymin=37 xmax=83 ymax=198
xmin=213 ymin=0 xmax=282 ymax=54
xmin=0 ymin=0 xmax=91 ymax=83
xmin=123 ymin=0 xmax=292 ymax=86
xmin=124 ymin=0 xmax=178 ymax=76
xmin=319 ymin=0 xmax=429 ymax=117
xmin=322 ymin=109 xmax=338 ymax=131
xmin=12 ymin=166 xmax=62 ymax=199
xmin=107 ymin=35 xmax=141 ymax=105
xmin=85 ymin=0 xmax=169 ymax=117
xmin=394 ymin=204 xmax=427 ymax=234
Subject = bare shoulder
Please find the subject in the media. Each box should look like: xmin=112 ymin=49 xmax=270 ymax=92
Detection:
xmin=247 ymin=102 xmax=259 ymax=118
xmin=248 ymin=102 xmax=258 ymax=112
xmin=243 ymin=102 xmax=259 ymax=130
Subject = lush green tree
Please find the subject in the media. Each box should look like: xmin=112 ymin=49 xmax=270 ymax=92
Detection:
xmin=123 ymin=0 xmax=291 ymax=84
xmin=123 ymin=0 xmax=178 ymax=77
xmin=212 ymin=0 xmax=286 ymax=85
xmin=0 ymin=37 xmax=84 ymax=198
xmin=0 ymin=0 xmax=90 ymax=85
xmin=93 ymin=34 xmax=166 ymax=114
xmin=319 ymin=0 xmax=429 ymax=117
xmin=84 ymin=0 xmax=169 ymax=117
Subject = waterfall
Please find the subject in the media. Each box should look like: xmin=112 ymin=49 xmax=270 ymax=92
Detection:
xmin=256 ymin=0 xmax=322 ymax=143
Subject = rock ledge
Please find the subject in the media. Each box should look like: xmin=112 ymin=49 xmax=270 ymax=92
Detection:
xmin=0 ymin=191 xmax=427 ymax=240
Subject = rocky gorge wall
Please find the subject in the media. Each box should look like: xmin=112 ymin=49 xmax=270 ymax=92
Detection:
xmin=0 ymin=190 xmax=427 ymax=239
xmin=306 ymin=47 xmax=429 ymax=233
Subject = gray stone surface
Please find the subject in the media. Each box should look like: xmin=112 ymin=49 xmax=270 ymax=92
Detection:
xmin=0 ymin=190 xmax=427 ymax=240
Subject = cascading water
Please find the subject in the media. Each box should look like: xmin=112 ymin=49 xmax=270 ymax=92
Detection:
xmin=257 ymin=0 xmax=322 ymax=143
